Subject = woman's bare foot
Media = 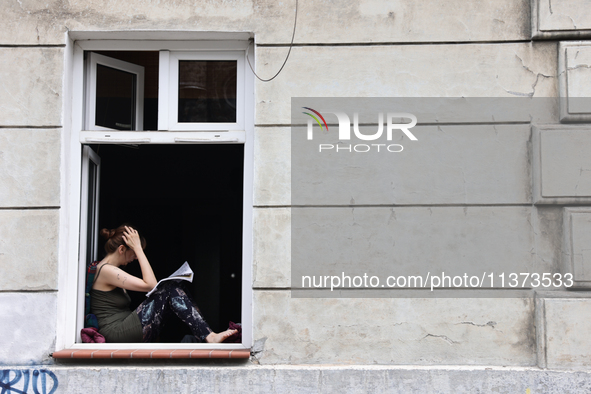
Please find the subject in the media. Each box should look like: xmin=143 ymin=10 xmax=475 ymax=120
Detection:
xmin=205 ymin=329 xmax=238 ymax=343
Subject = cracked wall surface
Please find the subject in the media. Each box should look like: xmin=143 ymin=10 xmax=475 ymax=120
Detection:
xmin=1 ymin=0 xmax=530 ymax=45
xmin=559 ymin=42 xmax=591 ymax=121
xmin=534 ymin=0 xmax=591 ymax=38
xmin=253 ymin=292 xmax=536 ymax=365
xmin=255 ymin=43 xmax=558 ymax=125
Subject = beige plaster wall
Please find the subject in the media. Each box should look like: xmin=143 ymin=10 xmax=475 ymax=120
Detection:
xmin=1 ymin=0 xmax=530 ymax=45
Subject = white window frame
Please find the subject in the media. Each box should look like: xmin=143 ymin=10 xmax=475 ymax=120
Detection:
xmin=160 ymin=50 xmax=245 ymax=131
xmin=78 ymin=145 xmax=101 ymax=280
xmin=58 ymin=35 xmax=254 ymax=351
xmin=85 ymin=52 xmax=145 ymax=131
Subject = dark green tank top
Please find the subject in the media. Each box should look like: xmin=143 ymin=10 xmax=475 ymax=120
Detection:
xmin=90 ymin=276 xmax=143 ymax=343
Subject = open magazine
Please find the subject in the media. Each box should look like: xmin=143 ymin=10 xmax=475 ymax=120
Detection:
xmin=146 ymin=261 xmax=194 ymax=297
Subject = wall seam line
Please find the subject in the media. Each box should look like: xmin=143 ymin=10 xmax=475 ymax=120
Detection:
xmin=256 ymin=40 xmax=533 ymax=48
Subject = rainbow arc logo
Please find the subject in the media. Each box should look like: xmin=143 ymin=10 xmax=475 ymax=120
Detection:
xmin=302 ymin=107 xmax=329 ymax=131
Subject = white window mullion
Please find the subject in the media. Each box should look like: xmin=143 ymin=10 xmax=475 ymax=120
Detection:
xmin=158 ymin=50 xmax=170 ymax=131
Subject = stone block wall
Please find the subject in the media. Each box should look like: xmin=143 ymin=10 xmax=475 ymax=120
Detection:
xmin=532 ymin=0 xmax=591 ymax=39
xmin=1 ymin=1 xmax=591 ymax=390
xmin=0 ymin=43 xmax=62 ymax=364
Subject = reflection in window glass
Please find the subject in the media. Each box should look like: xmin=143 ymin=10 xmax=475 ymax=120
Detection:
xmin=95 ymin=64 xmax=136 ymax=130
xmin=178 ymin=61 xmax=237 ymax=123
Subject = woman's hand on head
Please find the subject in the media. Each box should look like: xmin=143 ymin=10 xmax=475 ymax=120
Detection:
xmin=122 ymin=226 xmax=143 ymax=253
xmin=120 ymin=226 xmax=157 ymax=290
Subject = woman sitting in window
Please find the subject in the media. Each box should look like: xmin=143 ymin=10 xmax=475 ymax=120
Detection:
xmin=91 ymin=225 xmax=237 ymax=343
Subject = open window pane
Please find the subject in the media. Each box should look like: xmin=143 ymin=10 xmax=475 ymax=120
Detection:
xmin=95 ymin=64 xmax=136 ymax=130
xmin=76 ymin=145 xmax=101 ymax=341
xmin=80 ymin=143 xmax=243 ymax=341
xmin=80 ymin=145 xmax=101 ymax=266
xmin=178 ymin=60 xmax=237 ymax=123
xmin=94 ymin=51 xmax=160 ymax=131
xmin=85 ymin=52 xmax=145 ymax=131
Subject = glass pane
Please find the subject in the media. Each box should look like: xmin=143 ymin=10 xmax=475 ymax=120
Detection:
xmin=95 ymin=64 xmax=136 ymax=130
xmin=178 ymin=61 xmax=237 ymax=123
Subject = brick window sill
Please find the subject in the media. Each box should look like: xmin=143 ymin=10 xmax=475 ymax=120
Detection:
xmin=51 ymin=349 xmax=250 ymax=359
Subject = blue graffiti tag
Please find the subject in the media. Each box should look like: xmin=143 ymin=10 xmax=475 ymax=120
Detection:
xmin=0 ymin=370 xmax=58 ymax=394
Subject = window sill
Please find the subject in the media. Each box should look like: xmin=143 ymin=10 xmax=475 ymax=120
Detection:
xmin=51 ymin=349 xmax=250 ymax=359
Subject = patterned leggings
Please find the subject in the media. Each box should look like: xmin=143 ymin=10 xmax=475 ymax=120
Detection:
xmin=134 ymin=281 xmax=212 ymax=343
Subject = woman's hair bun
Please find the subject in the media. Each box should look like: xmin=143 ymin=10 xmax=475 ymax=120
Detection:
xmin=100 ymin=223 xmax=147 ymax=255
xmin=100 ymin=228 xmax=115 ymax=240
